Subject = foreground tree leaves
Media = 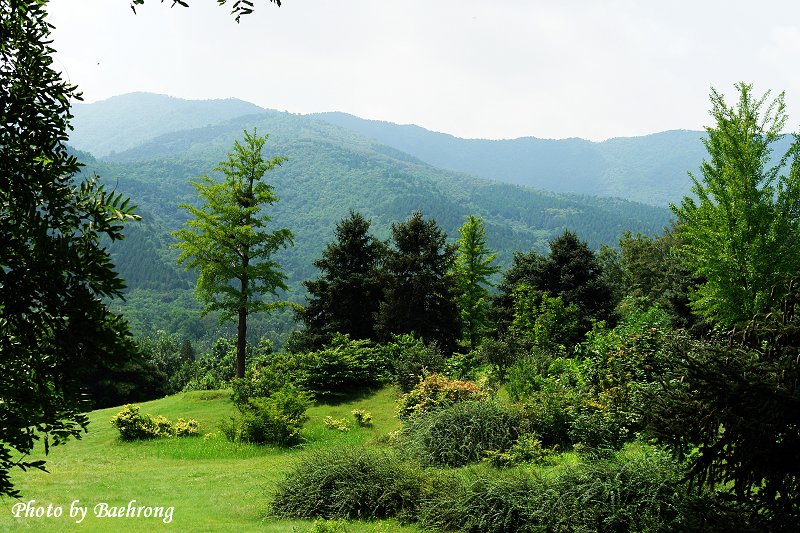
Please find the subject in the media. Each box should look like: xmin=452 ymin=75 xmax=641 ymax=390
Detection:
xmin=644 ymin=279 xmax=800 ymax=530
xmin=1 ymin=0 xmax=140 ymax=497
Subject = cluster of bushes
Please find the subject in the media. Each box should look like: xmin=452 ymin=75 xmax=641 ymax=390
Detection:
xmin=272 ymin=444 xmax=742 ymax=531
xmin=217 ymin=334 xmax=445 ymax=447
xmin=110 ymin=404 xmax=200 ymax=440
xmin=488 ymin=306 xmax=677 ymax=453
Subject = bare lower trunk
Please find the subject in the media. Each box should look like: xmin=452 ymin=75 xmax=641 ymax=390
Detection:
xmin=237 ymin=306 xmax=247 ymax=378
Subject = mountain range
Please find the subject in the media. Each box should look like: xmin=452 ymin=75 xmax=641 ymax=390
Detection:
xmin=68 ymin=92 xmax=680 ymax=345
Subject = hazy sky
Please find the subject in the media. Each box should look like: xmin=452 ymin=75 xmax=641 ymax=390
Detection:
xmin=48 ymin=0 xmax=800 ymax=141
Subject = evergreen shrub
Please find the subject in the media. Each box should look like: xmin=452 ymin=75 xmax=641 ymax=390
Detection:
xmin=397 ymin=401 xmax=526 ymax=467
xmin=272 ymin=446 xmax=425 ymax=520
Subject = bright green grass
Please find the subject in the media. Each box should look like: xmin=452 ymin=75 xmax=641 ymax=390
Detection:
xmin=0 ymin=387 xmax=419 ymax=532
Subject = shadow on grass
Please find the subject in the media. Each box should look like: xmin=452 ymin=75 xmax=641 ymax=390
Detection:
xmin=312 ymin=386 xmax=386 ymax=406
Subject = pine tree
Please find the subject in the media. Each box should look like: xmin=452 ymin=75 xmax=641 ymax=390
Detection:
xmin=297 ymin=211 xmax=386 ymax=348
xmin=377 ymin=212 xmax=461 ymax=353
xmin=491 ymin=231 xmax=613 ymax=338
xmin=174 ymin=129 xmax=293 ymax=378
xmin=538 ymin=230 xmax=614 ymax=325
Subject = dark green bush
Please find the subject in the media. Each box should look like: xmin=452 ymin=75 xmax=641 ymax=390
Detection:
xmin=397 ymin=401 xmax=526 ymax=467
xmin=294 ymin=335 xmax=392 ymax=397
xmin=419 ymin=445 xmax=745 ymax=532
xmin=272 ymin=446 xmax=425 ymax=520
xmin=385 ymin=334 xmax=445 ymax=392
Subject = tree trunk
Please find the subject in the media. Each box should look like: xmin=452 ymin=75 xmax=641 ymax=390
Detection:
xmin=237 ymin=263 xmax=249 ymax=379
xmin=237 ymin=306 xmax=247 ymax=378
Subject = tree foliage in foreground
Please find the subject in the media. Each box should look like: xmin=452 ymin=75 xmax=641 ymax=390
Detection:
xmin=1 ymin=0 xmax=139 ymax=497
xmin=672 ymin=83 xmax=800 ymax=329
xmin=174 ymin=129 xmax=293 ymax=378
xmin=645 ymin=279 xmax=800 ymax=530
xmin=130 ymin=0 xmax=282 ymax=21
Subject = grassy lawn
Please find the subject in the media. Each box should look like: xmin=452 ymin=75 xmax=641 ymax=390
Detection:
xmin=0 ymin=387 xmax=421 ymax=532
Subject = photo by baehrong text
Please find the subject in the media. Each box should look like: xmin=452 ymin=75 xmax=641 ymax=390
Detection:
xmin=10 ymin=499 xmax=175 ymax=524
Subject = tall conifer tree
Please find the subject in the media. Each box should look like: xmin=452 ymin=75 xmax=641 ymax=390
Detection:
xmin=174 ymin=129 xmax=293 ymax=378
xmin=377 ymin=212 xmax=461 ymax=353
xmin=298 ymin=211 xmax=386 ymax=348
xmin=454 ymin=215 xmax=500 ymax=349
xmin=672 ymin=83 xmax=800 ymax=328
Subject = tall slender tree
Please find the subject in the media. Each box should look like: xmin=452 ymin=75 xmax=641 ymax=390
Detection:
xmin=454 ymin=215 xmax=500 ymax=349
xmin=297 ymin=210 xmax=387 ymax=349
xmin=174 ymin=129 xmax=293 ymax=378
xmin=672 ymin=83 xmax=800 ymax=328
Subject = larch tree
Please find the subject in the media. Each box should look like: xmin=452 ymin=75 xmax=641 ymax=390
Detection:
xmin=454 ymin=215 xmax=500 ymax=349
xmin=672 ymin=83 xmax=800 ymax=329
xmin=174 ymin=129 xmax=293 ymax=378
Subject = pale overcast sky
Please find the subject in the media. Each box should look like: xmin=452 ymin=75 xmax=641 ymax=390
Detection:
xmin=48 ymin=0 xmax=800 ymax=141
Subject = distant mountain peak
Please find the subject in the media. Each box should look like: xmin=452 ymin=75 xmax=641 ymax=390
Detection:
xmin=69 ymin=92 xmax=265 ymax=157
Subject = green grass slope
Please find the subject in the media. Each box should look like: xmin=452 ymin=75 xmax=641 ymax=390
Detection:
xmin=1 ymin=388 xmax=417 ymax=532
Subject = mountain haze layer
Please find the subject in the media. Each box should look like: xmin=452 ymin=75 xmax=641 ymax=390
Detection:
xmin=70 ymin=92 xmax=263 ymax=157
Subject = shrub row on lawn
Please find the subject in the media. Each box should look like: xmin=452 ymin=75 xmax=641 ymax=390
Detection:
xmin=272 ymin=444 xmax=746 ymax=532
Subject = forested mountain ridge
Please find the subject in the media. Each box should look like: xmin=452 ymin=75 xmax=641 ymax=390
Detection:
xmin=69 ymin=94 xmax=672 ymax=344
xmin=73 ymin=92 xmax=769 ymax=207
xmin=311 ymin=112 xmax=711 ymax=206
